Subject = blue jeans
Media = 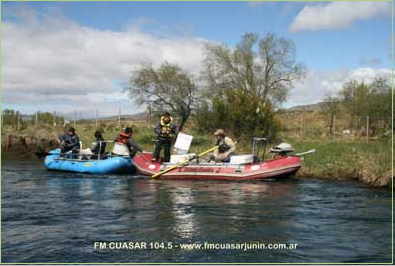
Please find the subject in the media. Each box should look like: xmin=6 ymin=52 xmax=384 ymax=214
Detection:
xmin=222 ymin=153 xmax=233 ymax=163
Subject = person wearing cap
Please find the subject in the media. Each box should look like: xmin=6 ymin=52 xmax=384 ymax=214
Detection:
xmin=114 ymin=127 xmax=142 ymax=158
xmin=211 ymin=129 xmax=236 ymax=162
xmin=80 ymin=130 xmax=107 ymax=159
xmin=59 ymin=127 xmax=80 ymax=156
xmin=152 ymin=112 xmax=178 ymax=162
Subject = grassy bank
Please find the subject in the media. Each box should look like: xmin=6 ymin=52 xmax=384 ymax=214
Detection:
xmin=1 ymin=121 xmax=392 ymax=188
xmin=283 ymin=138 xmax=392 ymax=188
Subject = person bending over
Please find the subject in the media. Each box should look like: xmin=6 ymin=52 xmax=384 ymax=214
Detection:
xmin=114 ymin=127 xmax=142 ymax=158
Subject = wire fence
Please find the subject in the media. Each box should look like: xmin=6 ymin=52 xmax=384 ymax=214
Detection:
xmin=278 ymin=110 xmax=392 ymax=142
xmin=1 ymin=108 xmax=154 ymax=131
xmin=1 ymin=109 xmax=392 ymax=142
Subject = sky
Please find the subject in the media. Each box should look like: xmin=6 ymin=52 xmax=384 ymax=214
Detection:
xmin=1 ymin=1 xmax=392 ymax=118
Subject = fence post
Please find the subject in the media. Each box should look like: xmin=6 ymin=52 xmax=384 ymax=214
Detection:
xmin=1 ymin=112 xmax=3 ymax=128
xmin=96 ymin=109 xmax=98 ymax=128
xmin=35 ymin=112 xmax=38 ymax=128
xmin=17 ymin=112 xmax=20 ymax=132
xmin=118 ymin=108 xmax=121 ymax=128
xmin=53 ymin=111 xmax=56 ymax=127
xmin=74 ymin=110 xmax=76 ymax=127
xmin=300 ymin=111 xmax=303 ymax=138
xmin=366 ymin=115 xmax=369 ymax=142
xmin=148 ymin=104 xmax=152 ymax=126
xmin=333 ymin=115 xmax=336 ymax=140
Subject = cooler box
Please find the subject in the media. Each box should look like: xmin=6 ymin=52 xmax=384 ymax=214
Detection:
xmin=170 ymin=153 xmax=196 ymax=164
xmin=230 ymin=155 xmax=253 ymax=164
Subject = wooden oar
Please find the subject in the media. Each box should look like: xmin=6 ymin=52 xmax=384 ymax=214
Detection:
xmin=35 ymin=150 xmax=62 ymax=158
xmin=151 ymin=145 xmax=219 ymax=179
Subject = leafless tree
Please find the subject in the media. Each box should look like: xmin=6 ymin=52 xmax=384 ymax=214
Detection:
xmin=127 ymin=63 xmax=197 ymax=132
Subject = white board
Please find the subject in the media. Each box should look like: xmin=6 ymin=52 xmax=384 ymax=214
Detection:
xmin=173 ymin=132 xmax=193 ymax=154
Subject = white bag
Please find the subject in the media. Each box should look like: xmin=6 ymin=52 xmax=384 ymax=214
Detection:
xmin=111 ymin=142 xmax=130 ymax=156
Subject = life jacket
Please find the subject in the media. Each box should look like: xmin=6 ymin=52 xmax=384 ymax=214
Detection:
xmin=159 ymin=116 xmax=173 ymax=137
xmin=115 ymin=132 xmax=131 ymax=144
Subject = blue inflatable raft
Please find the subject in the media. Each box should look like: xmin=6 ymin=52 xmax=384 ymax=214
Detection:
xmin=44 ymin=149 xmax=134 ymax=174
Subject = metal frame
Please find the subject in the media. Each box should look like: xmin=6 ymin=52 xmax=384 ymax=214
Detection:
xmin=56 ymin=140 xmax=128 ymax=161
xmin=252 ymin=137 xmax=268 ymax=162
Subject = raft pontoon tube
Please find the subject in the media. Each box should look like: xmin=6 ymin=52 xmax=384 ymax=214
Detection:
xmin=44 ymin=149 xmax=134 ymax=174
xmin=133 ymin=152 xmax=301 ymax=181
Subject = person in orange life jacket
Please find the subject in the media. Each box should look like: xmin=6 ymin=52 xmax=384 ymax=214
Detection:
xmin=152 ymin=112 xmax=178 ymax=162
xmin=114 ymin=127 xmax=142 ymax=158
xmin=59 ymin=127 xmax=80 ymax=156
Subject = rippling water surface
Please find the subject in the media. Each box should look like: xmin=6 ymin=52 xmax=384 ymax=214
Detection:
xmin=1 ymin=159 xmax=392 ymax=263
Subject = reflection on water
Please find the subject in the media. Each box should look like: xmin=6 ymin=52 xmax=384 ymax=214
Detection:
xmin=169 ymin=186 xmax=197 ymax=239
xmin=1 ymin=159 xmax=392 ymax=263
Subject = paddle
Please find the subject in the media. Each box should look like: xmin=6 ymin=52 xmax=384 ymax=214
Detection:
xmin=151 ymin=145 xmax=219 ymax=179
xmin=35 ymin=151 xmax=63 ymax=158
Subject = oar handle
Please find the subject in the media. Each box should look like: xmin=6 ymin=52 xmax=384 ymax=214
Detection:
xmin=151 ymin=145 xmax=219 ymax=179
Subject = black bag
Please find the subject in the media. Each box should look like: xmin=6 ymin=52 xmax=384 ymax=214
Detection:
xmin=218 ymin=143 xmax=231 ymax=153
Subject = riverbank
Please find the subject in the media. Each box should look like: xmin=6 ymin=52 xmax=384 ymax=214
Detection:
xmin=1 ymin=124 xmax=392 ymax=188
xmin=289 ymin=139 xmax=392 ymax=188
xmin=1 ymin=133 xmax=59 ymax=158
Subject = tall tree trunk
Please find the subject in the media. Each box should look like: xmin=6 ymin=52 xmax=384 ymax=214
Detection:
xmin=178 ymin=113 xmax=190 ymax=132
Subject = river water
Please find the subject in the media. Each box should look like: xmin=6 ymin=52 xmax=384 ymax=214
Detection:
xmin=1 ymin=159 xmax=392 ymax=263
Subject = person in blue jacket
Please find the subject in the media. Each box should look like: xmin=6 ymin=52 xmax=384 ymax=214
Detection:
xmin=152 ymin=112 xmax=178 ymax=162
xmin=59 ymin=127 xmax=80 ymax=157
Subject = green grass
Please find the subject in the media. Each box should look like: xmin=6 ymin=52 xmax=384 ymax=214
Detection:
xmin=285 ymin=138 xmax=392 ymax=187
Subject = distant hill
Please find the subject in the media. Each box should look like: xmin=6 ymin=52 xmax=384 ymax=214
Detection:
xmin=284 ymin=102 xmax=326 ymax=112
xmin=21 ymin=114 xmax=34 ymax=121
xmin=13 ymin=103 xmax=326 ymax=122
xmin=99 ymin=111 xmax=148 ymax=121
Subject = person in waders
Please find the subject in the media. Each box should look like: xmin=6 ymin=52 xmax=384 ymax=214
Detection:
xmin=152 ymin=112 xmax=178 ymax=162
xmin=210 ymin=129 xmax=236 ymax=162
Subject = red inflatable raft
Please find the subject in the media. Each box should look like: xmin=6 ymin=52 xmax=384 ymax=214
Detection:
xmin=133 ymin=152 xmax=301 ymax=181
